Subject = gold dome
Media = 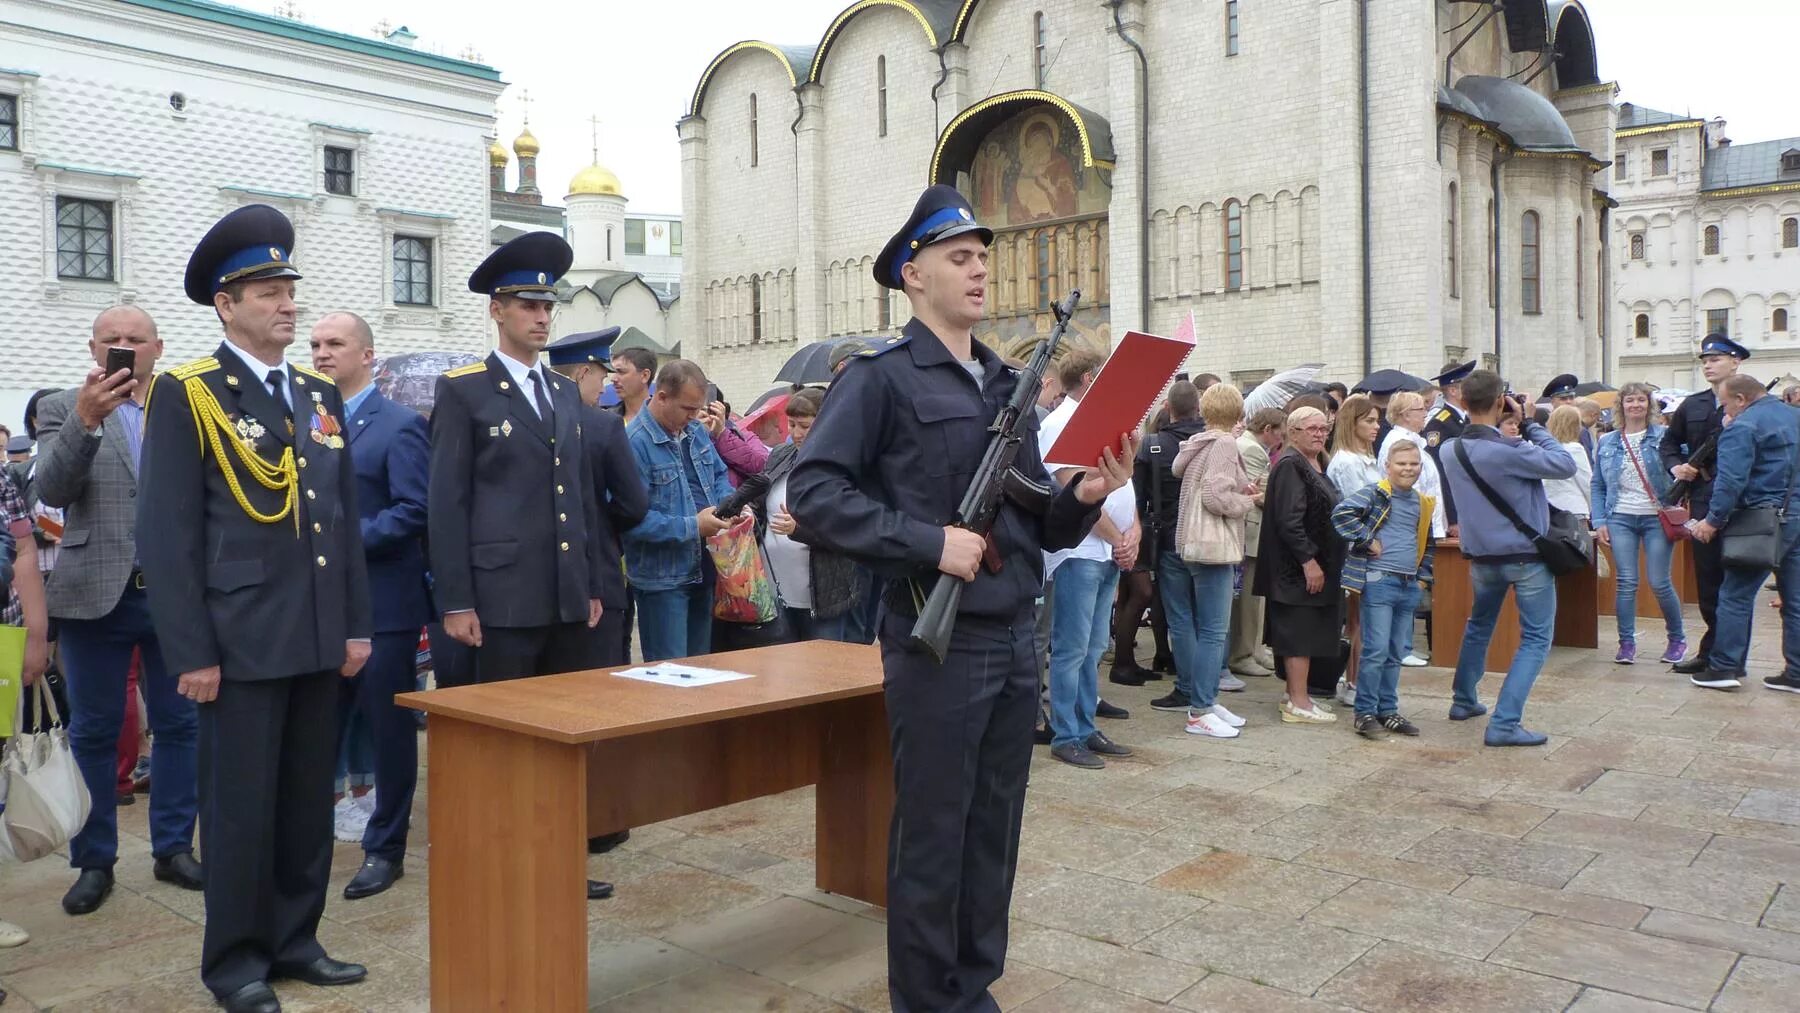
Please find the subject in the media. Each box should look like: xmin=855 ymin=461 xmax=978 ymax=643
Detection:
xmin=512 ymin=125 xmax=540 ymax=157
xmin=568 ymin=162 xmax=623 ymax=197
xmin=487 ymin=139 xmax=509 ymax=166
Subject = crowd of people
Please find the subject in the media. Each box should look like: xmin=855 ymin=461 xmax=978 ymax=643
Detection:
xmin=2 ymin=185 xmax=1799 ymax=1013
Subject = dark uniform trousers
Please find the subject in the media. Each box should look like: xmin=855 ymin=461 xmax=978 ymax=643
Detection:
xmin=879 ymin=607 xmax=1037 ymax=1013
xmin=338 ymin=630 xmax=419 ymax=859
xmin=428 ymin=621 xmax=476 ymax=688
xmin=476 ymin=622 xmax=603 ymax=683
xmin=1691 ymin=520 xmax=1725 ymax=659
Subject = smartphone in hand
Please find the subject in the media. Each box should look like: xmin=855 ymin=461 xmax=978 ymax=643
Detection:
xmin=104 ymin=345 xmax=135 ymax=378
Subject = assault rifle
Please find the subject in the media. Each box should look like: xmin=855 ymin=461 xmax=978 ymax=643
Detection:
xmin=1664 ymin=429 xmax=1719 ymax=507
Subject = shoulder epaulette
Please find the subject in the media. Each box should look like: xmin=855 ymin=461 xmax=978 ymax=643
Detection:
xmin=857 ymin=335 xmax=910 ymax=358
xmin=1433 ymin=408 xmax=1452 ymax=422
xmin=167 ymin=357 xmax=220 ymax=381
xmin=444 ymin=362 xmax=487 ymax=378
xmin=294 ymin=364 xmax=335 ymax=385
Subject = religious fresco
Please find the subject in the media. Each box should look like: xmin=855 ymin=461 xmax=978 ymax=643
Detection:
xmin=976 ymin=305 xmax=1111 ymax=364
xmin=969 ymin=107 xmax=1110 ymax=229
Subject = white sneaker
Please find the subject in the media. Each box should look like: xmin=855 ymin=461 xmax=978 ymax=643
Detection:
xmin=1280 ymin=700 xmax=1338 ymax=724
xmin=355 ymin=790 xmax=377 ymax=816
xmin=1335 ymin=677 xmax=1356 ymax=706
xmin=1219 ymin=672 xmax=1247 ymax=692
xmin=1210 ymin=703 xmax=1246 ymax=728
xmin=334 ymin=796 xmax=371 ymax=843
xmin=1186 ymin=710 xmax=1241 ymax=738
xmin=0 ymin=918 xmax=27 ymax=948
xmin=1401 ymin=654 xmax=1429 ymax=667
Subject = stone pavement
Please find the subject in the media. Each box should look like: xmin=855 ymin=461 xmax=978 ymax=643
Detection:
xmin=3 ymin=601 xmax=1799 ymax=1011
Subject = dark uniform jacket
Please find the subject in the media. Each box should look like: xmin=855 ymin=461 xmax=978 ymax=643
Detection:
xmin=787 ymin=318 xmax=1099 ymax=621
xmin=1422 ymin=402 xmax=1468 ymax=523
xmin=1660 ymin=388 xmax=1724 ymax=516
xmin=428 ymin=351 xmax=605 ymax=628
xmin=345 ymin=389 xmax=431 ymax=634
xmin=719 ymin=441 xmax=863 ymax=621
xmin=138 ymin=345 xmax=371 ymax=680
xmin=577 ymin=402 xmax=648 ymax=611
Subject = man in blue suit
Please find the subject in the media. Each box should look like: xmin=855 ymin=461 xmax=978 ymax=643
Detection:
xmin=310 ymin=311 xmax=430 ymax=900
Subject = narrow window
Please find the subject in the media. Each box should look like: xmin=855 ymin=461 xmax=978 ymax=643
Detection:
xmin=1447 ymin=183 xmax=1458 ymax=298
xmin=1614 ymin=152 xmax=1627 ymax=181
xmin=1520 ymin=210 xmax=1540 ymax=314
xmin=1226 ymin=1 xmax=1240 ymax=57
xmin=1224 ymin=201 xmax=1244 ymax=290
xmin=1630 ymin=232 xmax=1645 ymax=260
xmin=323 ymin=145 xmax=354 ymax=195
xmin=1035 ymin=231 xmax=1051 ymax=309
xmin=1783 ymin=217 xmax=1798 ymax=250
xmin=392 ymin=236 xmax=433 ymax=305
xmin=1707 ymin=308 xmax=1730 ymax=336
xmin=1704 ymin=225 xmax=1720 ymax=256
xmin=1635 ymin=313 xmax=1650 ymax=340
xmin=56 ymin=197 xmax=114 ymax=281
xmin=670 ymin=221 xmax=683 ymax=255
xmin=751 ymin=274 xmax=764 ymax=341
xmin=624 ymin=218 xmax=645 ymax=256
xmin=606 ymin=228 xmax=613 ymax=262
xmin=1034 ymin=13 xmax=1048 ymax=88
xmin=1775 ymin=308 xmax=1790 ymax=333
xmin=0 ymin=94 xmax=17 ymax=150
xmin=877 ymin=56 xmax=888 ymax=138
xmin=878 ymin=289 xmax=892 ymax=330
xmin=1651 ymin=148 xmax=1669 ymax=176
xmin=749 ymin=93 xmax=759 ymax=167
xmin=1575 ymin=217 xmax=1584 ymax=319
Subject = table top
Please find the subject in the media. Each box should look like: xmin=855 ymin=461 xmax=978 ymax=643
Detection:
xmin=396 ymin=639 xmax=884 ymax=744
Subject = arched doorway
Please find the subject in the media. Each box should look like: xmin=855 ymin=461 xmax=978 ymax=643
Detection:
xmin=931 ymin=90 xmax=1115 ymax=360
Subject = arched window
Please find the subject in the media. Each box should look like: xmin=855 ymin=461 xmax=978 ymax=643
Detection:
xmin=751 ymin=274 xmax=764 ymax=341
xmin=1034 ymin=12 xmax=1048 ymax=87
xmin=1224 ymin=200 xmax=1243 ymax=290
xmin=877 ymin=56 xmax=888 ymax=138
xmin=1575 ymin=217 xmax=1584 ymax=319
xmin=1635 ymin=313 xmax=1650 ymax=340
xmin=1447 ymin=183 xmax=1458 ymax=298
xmin=1704 ymin=224 xmax=1720 ymax=255
xmin=749 ymin=93 xmax=759 ymax=167
xmin=1784 ymin=217 xmax=1798 ymax=250
xmin=1226 ymin=0 xmax=1241 ymax=56
xmin=1630 ymin=232 xmax=1644 ymax=260
xmin=1776 ymin=308 xmax=1790 ymax=333
xmin=1520 ymin=210 xmax=1541 ymax=314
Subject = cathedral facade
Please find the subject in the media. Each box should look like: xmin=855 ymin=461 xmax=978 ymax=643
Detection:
xmin=680 ymin=0 xmax=1619 ymax=398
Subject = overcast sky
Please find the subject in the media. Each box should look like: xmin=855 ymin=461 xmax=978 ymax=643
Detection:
xmin=290 ymin=0 xmax=1797 ymax=215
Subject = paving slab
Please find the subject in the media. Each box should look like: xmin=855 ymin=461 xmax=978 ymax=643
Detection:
xmin=1489 ymin=914 xmax=1738 ymax=1008
xmin=1314 ymin=940 xmax=1580 ymax=1012
xmin=1305 ymin=879 xmax=1531 ymax=960
xmin=1135 ymin=903 xmax=1378 ymax=995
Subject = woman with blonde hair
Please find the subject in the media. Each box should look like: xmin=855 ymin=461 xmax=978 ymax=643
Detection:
xmin=1166 ymin=383 xmax=1257 ymax=737
xmin=1543 ymin=405 xmax=1594 ymax=520
xmin=1591 ymin=381 xmax=1684 ymax=665
xmin=1255 ymin=406 xmax=1344 ymax=723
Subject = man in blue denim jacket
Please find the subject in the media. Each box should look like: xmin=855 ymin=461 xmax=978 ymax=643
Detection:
xmin=1690 ymin=374 xmax=1800 ymax=691
xmin=623 ymin=359 xmax=735 ymax=661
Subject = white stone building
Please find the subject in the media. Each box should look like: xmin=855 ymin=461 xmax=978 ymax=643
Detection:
xmin=1610 ymin=105 xmax=1800 ymax=390
xmin=0 ymin=0 xmax=507 ymax=425
xmin=679 ymin=0 xmax=1622 ymax=399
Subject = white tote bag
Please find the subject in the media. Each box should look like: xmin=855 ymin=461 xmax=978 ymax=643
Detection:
xmin=0 ymin=679 xmax=92 ymax=864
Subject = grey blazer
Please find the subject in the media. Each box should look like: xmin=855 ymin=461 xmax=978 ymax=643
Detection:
xmin=34 ymin=387 xmax=143 ymax=621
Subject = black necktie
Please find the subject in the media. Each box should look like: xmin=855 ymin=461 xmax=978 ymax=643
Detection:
xmin=265 ymin=369 xmax=291 ymax=420
xmin=529 ymin=370 xmax=553 ymax=421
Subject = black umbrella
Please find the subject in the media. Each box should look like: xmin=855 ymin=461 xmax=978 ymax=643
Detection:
xmin=1352 ymin=369 xmax=1430 ymax=394
xmin=1573 ymin=380 xmax=1615 ymax=396
xmin=775 ymin=337 xmax=863 ymax=384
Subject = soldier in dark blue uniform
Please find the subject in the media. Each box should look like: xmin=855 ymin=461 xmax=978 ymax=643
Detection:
xmin=427 ymin=233 xmax=614 ymax=899
xmin=788 ymin=186 xmax=1132 ymax=1013
xmin=1423 ymin=359 xmax=1475 ymax=533
xmin=139 ymin=204 xmax=373 ymax=1013
xmin=1663 ymin=334 xmax=1749 ymax=674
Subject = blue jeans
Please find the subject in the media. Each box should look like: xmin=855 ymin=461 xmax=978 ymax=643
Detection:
xmin=1710 ymin=515 xmax=1800 ymax=675
xmin=1607 ymin=513 xmax=1684 ymax=643
xmin=1049 ymin=558 xmax=1119 ymax=750
xmin=1158 ymin=552 xmax=1233 ymax=709
xmin=1356 ymin=571 xmax=1422 ymax=717
xmin=1452 ymin=560 xmax=1556 ymax=732
xmin=636 ymin=583 xmax=715 ymax=662
xmin=60 ymin=586 xmax=198 ymax=868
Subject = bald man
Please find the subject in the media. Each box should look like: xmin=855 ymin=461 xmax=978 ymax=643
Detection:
xmin=35 ymin=305 xmax=204 ymax=915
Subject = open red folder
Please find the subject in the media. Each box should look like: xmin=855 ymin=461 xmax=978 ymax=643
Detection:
xmin=1044 ymin=312 xmax=1195 ymax=468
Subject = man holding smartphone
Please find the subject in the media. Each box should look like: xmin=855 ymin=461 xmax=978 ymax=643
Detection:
xmin=33 ymin=305 xmax=204 ymax=916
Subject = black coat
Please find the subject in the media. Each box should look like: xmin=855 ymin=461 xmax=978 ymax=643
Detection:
xmin=1253 ymin=448 xmax=1345 ymax=607
xmin=577 ymin=403 xmax=649 ymax=610
xmin=720 ymin=442 xmax=863 ymax=620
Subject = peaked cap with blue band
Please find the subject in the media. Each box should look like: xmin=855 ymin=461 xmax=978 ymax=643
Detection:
xmin=546 ymin=326 xmax=621 ymax=368
xmin=183 ymin=204 xmax=303 ymax=305
xmin=1698 ymin=332 xmax=1751 ymax=360
xmin=1433 ymin=359 xmax=1477 ymax=385
xmin=873 ymin=184 xmax=994 ymax=291
xmin=1540 ymin=373 xmax=1580 ymax=399
xmin=469 ymin=232 xmax=573 ymax=302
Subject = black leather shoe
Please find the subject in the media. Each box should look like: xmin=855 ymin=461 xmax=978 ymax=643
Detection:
xmin=588 ymin=879 xmax=615 ymax=899
xmin=217 ymin=981 xmax=281 ymax=1013
xmin=1672 ymin=654 xmax=1707 ymax=674
xmin=588 ymin=830 xmax=630 ymax=854
xmin=154 ymin=851 xmax=204 ymax=891
xmin=1095 ymin=698 xmax=1130 ymax=720
xmin=116 ymin=790 xmax=137 ymax=806
xmin=343 ymin=856 xmax=403 ymax=900
xmin=1108 ymin=665 xmax=1147 ymax=687
xmin=269 ymin=956 xmax=366 ymax=987
xmin=1151 ymin=653 xmax=1177 ymax=675
xmin=62 ymin=868 xmax=114 ymax=915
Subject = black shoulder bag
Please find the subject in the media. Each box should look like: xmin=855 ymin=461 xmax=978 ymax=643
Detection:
xmin=1453 ymin=437 xmax=1593 ymax=576
xmin=1720 ymin=444 xmax=1800 ymax=570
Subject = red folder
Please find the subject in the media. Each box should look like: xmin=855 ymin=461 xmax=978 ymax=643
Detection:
xmin=1044 ymin=312 xmax=1195 ymax=468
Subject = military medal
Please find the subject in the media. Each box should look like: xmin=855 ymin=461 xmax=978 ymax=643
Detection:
xmin=501 ymin=419 xmax=513 ymax=437
xmin=234 ymin=414 xmax=267 ymax=448
xmin=309 ymin=402 xmax=345 ymax=449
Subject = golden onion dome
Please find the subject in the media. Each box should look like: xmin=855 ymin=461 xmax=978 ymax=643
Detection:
xmin=568 ymin=162 xmax=624 ymax=197
xmin=487 ymin=139 xmax=509 ymax=166
xmin=512 ymin=125 xmax=540 ymax=157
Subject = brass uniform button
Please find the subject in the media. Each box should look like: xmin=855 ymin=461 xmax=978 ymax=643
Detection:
xmin=556 ymin=484 xmax=564 ymax=494
xmin=298 ymin=458 xmax=308 ymax=469
xmin=560 ymin=542 xmax=570 ymax=552
xmin=554 ymin=456 xmax=561 ymax=466
xmin=559 ymin=512 xmax=567 ymax=522
xmin=316 ymin=556 xmax=327 ymax=567
xmin=312 ymin=522 xmax=322 ymax=533
xmin=306 ymin=489 xmax=317 ymax=500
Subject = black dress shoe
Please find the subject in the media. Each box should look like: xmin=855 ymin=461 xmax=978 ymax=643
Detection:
xmin=1033 ymin=722 xmax=1052 ymax=744
xmin=154 ymin=851 xmax=205 ymax=891
xmin=1151 ymin=653 xmax=1177 ymax=675
xmin=588 ymin=830 xmax=631 ymax=853
xmin=217 ymin=981 xmax=281 ymax=1013
xmin=116 ymin=790 xmax=137 ymax=806
xmin=1108 ymin=664 xmax=1147 ymax=687
xmin=62 ymin=868 xmax=114 ymax=915
xmin=1672 ymin=655 xmax=1707 ymax=674
xmin=1095 ymin=698 xmax=1130 ymax=720
xmin=343 ymin=856 xmax=403 ymax=900
xmin=269 ymin=956 xmax=366 ymax=986
xmin=588 ymin=879 xmax=615 ymax=900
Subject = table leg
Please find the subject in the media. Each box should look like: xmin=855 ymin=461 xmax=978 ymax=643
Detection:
xmin=814 ymin=693 xmax=891 ymax=907
xmin=426 ymin=716 xmax=589 ymax=1011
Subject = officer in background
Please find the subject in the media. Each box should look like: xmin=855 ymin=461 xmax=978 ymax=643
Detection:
xmin=1662 ymin=334 xmax=1747 ymax=675
xmin=426 ymin=233 xmax=613 ymax=900
xmin=1424 ymin=359 xmax=1474 ymax=535
xmin=139 ymin=205 xmax=372 ymax=1013
xmin=1540 ymin=373 xmax=1595 ymax=464
xmin=788 ymin=185 xmax=1131 ymax=1013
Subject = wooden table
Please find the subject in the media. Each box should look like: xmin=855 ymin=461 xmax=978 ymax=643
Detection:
xmin=1597 ymin=536 xmax=1700 ymax=616
xmin=1433 ymin=539 xmax=1598 ymax=672
xmin=397 ymin=640 xmax=892 ymax=1012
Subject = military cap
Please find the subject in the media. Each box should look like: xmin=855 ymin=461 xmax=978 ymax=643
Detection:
xmin=183 ymin=204 xmax=303 ymax=305
xmin=1433 ymin=359 xmax=1477 ymax=385
xmin=468 ymin=232 xmax=573 ymax=302
xmin=828 ymin=338 xmax=875 ymax=373
xmin=5 ymin=435 xmax=32 ymax=454
xmin=1541 ymin=373 xmax=1580 ymax=400
xmin=1698 ymin=333 xmax=1751 ymax=360
xmin=545 ymin=327 xmax=620 ymax=369
xmin=874 ymin=184 xmax=994 ymax=291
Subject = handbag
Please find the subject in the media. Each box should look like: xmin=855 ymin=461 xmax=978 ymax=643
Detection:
xmin=1453 ymin=439 xmax=1593 ymax=576
xmin=1620 ymin=429 xmax=1691 ymax=541
xmin=1720 ymin=451 xmax=1799 ymax=570
xmin=0 ymin=678 xmax=93 ymax=864
xmin=705 ymin=513 xmax=780 ymax=624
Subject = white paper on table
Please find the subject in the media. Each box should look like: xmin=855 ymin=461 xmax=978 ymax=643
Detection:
xmin=612 ymin=665 xmax=756 ymax=688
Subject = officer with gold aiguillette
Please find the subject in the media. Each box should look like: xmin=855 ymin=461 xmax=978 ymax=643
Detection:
xmin=138 ymin=204 xmax=373 ymax=1013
